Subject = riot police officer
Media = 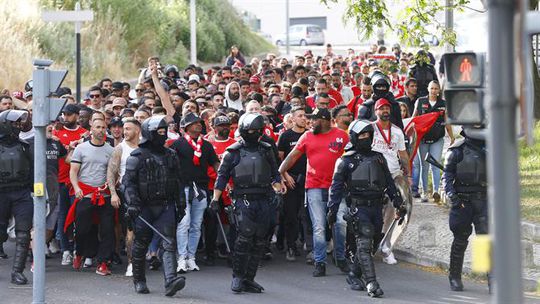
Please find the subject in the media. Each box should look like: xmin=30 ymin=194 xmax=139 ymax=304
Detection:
xmin=442 ymin=127 xmax=488 ymax=292
xmin=211 ymin=113 xmax=284 ymax=293
xmin=326 ymin=120 xmax=404 ymax=298
xmin=122 ymin=115 xmax=186 ymax=296
xmin=357 ymin=71 xmax=404 ymax=130
xmin=0 ymin=110 xmax=33 ymax=285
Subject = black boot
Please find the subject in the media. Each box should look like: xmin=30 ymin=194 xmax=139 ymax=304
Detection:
xmin=243 ymin=279 xmax=264 ymax=293
xmin=366 ymin=281 xmax=384 ymax=298
xmin=336 ymin=259 xmax=350 ymax=273
xmin=313 ymin=262 xmax=326 ymax=277
xmin=162 ymin=250 xmax=185 ymax=297
xmin=0 ymin=243 xmax=8 ymax=259
xmin=11 ymin=272 xmax=28 ymax=285
xmin=11 ymin=231 xmax=30 ymax=285
xmin=134 ymin=281 xmax=150 ymax=294
xmin=449 ymin=238 xmax=467 ymax=292
xmin=356 ymin=238 xmax=377 ymax=284
xmin=231 ymin=277 xmax=244 ymax=293
xmin=346 ymin=262 xmax=365 ymax=291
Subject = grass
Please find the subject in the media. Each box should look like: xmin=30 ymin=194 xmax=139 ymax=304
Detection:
xmin=520 ymin=122 xmax=540 ymax=223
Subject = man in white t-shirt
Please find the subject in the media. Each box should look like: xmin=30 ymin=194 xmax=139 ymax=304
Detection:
xmin=371 ymin=98 xmax=410 ymax=265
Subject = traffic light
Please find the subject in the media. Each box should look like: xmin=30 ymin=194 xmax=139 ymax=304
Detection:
xmin=32 ymin=59 xmax=68 ymax=127
xmin=442 ymin=52 xmax=486 ymax=125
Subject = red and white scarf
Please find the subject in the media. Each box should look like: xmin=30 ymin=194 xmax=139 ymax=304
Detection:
xmin=184 ymin=133 xmax=203 ymax=166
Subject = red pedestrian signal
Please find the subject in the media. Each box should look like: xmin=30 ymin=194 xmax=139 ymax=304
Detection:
xmin=443 ymin=52 xmax=484 ymax=88
xmin=459 ymin=58 xmax=473 ymax=83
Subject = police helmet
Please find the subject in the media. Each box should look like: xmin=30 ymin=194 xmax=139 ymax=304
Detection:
xmin=239 ymin=113 xmax=265 ymax=132
xmin=140 ymin=115 xmax=168 ymax=144
xmin=164 ymin=65 xmax=180 ymax=78
xmin=0 ymin=110 xmax=29 ymax=139
xmin=370 ymin=71 xmax=390 ymax=97
xmin=24 ymin=79 xmax=33 ymax=92
xmin=348 ymin=119 xmax=374 ymax=147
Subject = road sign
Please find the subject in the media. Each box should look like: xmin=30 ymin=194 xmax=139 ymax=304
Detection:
xmin=41 ymin=10 xmax=93 ymax=22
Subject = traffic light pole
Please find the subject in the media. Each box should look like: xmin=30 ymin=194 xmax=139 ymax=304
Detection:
xmin=486 ymin=0 xmax=523 ymax=302
xmin=31 ymin=60 xmax=52 ymax=304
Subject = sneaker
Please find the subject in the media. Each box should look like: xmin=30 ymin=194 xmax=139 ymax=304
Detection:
xmin=73 ymin=255 xmax=83 ymax=270
xmin=412 ymin=191 xmax=421 ymax=199
xmin=177 ymin=257 xmax=187 ymax=273
xmin=382 ymin=251 xmax=398 ymax=265
xmin=96 ymin=262 xmax=111 ymax=276
xmin=421 ymin=193 xmax=429 ymax=203
xmin=125 ymin=263 xmax=133 ymax=277
xmin=336 ymin=259 xmax=350 ymax=273
xmin=262 ymin=247 xmax=273 ymax=260
xmin=433 ymin=192 xmax=441 ymax=203
xmin=313 ymin=262 xmax=326 ymax=277
xmin=186 ymin=258 xmax=200 ymax=271
xmin=49 ymin=239 xmax=61 ymax=254
xmin=62 ymin=251 xmax=73 ymax=266
xmin=305 ymin=251 xmax=314 ymax=265
xmin=112 ymin=252 xmax=122 ymax=265
xmin=217 ymin=245 xmax=229 ymax=259
xmin=286 ymin=248 xmax=296 ymax=261
xmin=83 ymin=258 xmax=93 ymax=268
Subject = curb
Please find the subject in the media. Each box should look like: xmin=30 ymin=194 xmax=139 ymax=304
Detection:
xmin=394 ymin=243 xmax=539 ymax=292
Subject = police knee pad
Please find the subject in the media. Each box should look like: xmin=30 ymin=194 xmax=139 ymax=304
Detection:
xmin=237 ymin=219 xmax=257 ymax=238
xmin=235 ymin=235 xmax=252 ymax=255
xmin=453 ymin=230 xmax=470 ymax=245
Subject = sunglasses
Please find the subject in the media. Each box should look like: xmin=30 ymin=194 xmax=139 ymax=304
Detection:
xmin=89 ymin=94 xmax=100 ymax=98
xmin=135 ymin=89 xmax=144 ymax=92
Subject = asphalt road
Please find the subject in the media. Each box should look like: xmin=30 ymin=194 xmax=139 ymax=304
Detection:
xmin=1 ymin=241 xmax=539 ymax=304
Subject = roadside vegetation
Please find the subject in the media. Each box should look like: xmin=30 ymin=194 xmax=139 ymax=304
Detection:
xmin=520 ymin=122 xmax=540 ymax=223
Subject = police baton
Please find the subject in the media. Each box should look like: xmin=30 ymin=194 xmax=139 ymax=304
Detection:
xmin=136 ymin=214 xmax=174 ymax=246
xmin=215 ymin=213 xmax=231 ymax=254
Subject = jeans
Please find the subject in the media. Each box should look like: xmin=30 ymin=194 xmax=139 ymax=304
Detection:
xmin=306 ymin=188 xmax=329 ymax=264
xmin=419 ymin=137 xmax=444 ymax=193
xmin=411 ymin=154 xmax=421 ymax=193
xmin=177 ymin=186 xmax=208 ymax=259
xmin=333 ymin=199 xmax=347 ymax=261
xmin=56 ymin=183 xmax=74 ymax=252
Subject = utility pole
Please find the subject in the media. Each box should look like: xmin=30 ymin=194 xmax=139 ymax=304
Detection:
xmin=31 ymin=59 xmax=68 ymax=304
xmin=445 ymin=0 xmax=454 ymax=53
xmin=190 ymin=0 xmax=197 ymax=64
xmin=41 ymin=2 xmax=93 ymax=103
xmin=486 ymin=0 xmax=523 ymax=302
xmin=286 ymin=0 xmax=290 ymax=55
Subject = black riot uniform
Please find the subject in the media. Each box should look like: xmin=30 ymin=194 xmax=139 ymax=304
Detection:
xmin=327 ymin=120 xmax=404 ymax=298
xmin=122 ymin=116 xmax=186 ymax=296
xmin=442 ymin=127 xmax=488 ymax=292
xmin=0 ymin=110 xmax=33 ymax=285
xmin=357 ymin=71 xmax=404 ymax=130
xmin=212 ymin=113 xmax=282 ymax=293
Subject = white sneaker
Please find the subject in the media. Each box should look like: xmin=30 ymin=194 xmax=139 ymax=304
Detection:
xmin=177 ymin=258 xmax=187 ymax=273
xmin=186 ymin=258 xmax=200 ymax=271
xmin=61 ymin=251 xmax=73 ymax=266
xmin=49 ymin=239 xmax=60 ymax=254
xmin=83 ymin=257 xmax=93 ymax=268
xmin=125 ymin=263 xmax=133 ymax=277
xmin=382 ymin=251 xmax=398 ymax=265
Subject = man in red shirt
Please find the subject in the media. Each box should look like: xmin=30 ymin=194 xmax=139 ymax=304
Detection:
xmin=279 ymin=108 xmax=349 ymax=277
xmin=306 ymin=79 xmax=339 ymax=109
xmin=52 ymin=104 xmax=88 ymax=266
xmin=204 ymin=115 xmax=237 ymax=265
xmin=347 ymin=77 xmax=373 ymax=118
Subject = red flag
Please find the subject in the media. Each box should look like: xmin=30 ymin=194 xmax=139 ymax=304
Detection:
xmin=404 ymin=111 xmax=442 ymax=170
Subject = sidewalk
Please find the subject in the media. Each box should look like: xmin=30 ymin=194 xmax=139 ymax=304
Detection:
xmin=393 ymin=199 xmax=540 ymax=292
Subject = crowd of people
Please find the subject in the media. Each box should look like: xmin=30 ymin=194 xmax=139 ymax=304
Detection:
xmin=0 ymin=42 xmax=488 ymax=297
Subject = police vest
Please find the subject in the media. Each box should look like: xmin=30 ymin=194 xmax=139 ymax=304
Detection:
xmin=232 ymin=148 xmax=272 ymax=196
xmin=454 ymin=144 xmax=487 ymax=193
xmin=416 ymin=97 xmax=446 ymax=143
xmin=0 ymin=141 xmax=31 ymax=191
xmin=348 ymin=154 xmax=387 ymax=198
xmin=137 ymin=149 xmax=179 ymax=204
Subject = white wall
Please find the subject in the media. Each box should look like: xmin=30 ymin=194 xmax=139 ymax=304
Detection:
xmin=231 ymin=0 xmax=365 ymax=45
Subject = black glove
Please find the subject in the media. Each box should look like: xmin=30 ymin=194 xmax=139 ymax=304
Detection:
xmin=125 ymin=205 xmax=141 ymax=221
xmin=397 ymin=206 xmax=407 ymax=218
xmin=392 ymin=195 xmax=404 ymax=209
xmin=326 ymin=209 xmax=337 ymax=226
xmin=449 ymin=194 xmax=463 ymax=210
xmin=209 ymin=199 xmax=220 ymax=213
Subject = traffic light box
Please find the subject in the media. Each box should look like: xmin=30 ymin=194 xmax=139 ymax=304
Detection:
xmin=32 ymin=59 xmax=68 ymax=127
xmin=442 ymin=52 xmax=486 ymax=125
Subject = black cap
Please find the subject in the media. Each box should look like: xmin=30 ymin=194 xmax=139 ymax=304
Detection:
xmin=109 ymin=116 xmax=123 ymax=127
xmin=213 ymin=115 xmax=231 ymax=126
xmin=306 ymin=107 xmax=331 ymax=120
xmin=62 ymin=104 xmax=80 ymax=115
xmin=112 ymin=81 xmax=124 ymax=91
xmin=180 ymin=112 xmax=203 ymax=129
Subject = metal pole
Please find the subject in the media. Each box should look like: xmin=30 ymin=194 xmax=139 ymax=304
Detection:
xmin=486 ymin=0 xmax=523 ymax=302
xmin=75 ymin=2 xmax=81 ymax=103
xmin=285 ymin=0 xmax=290 ymax=55
xmin=445 ymin=0 xmax=454 ymax=53
xmin=190 ymin=0 xmax=197 ymax=65
xmin=32 ymin=65 xmax=49 ymax=304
